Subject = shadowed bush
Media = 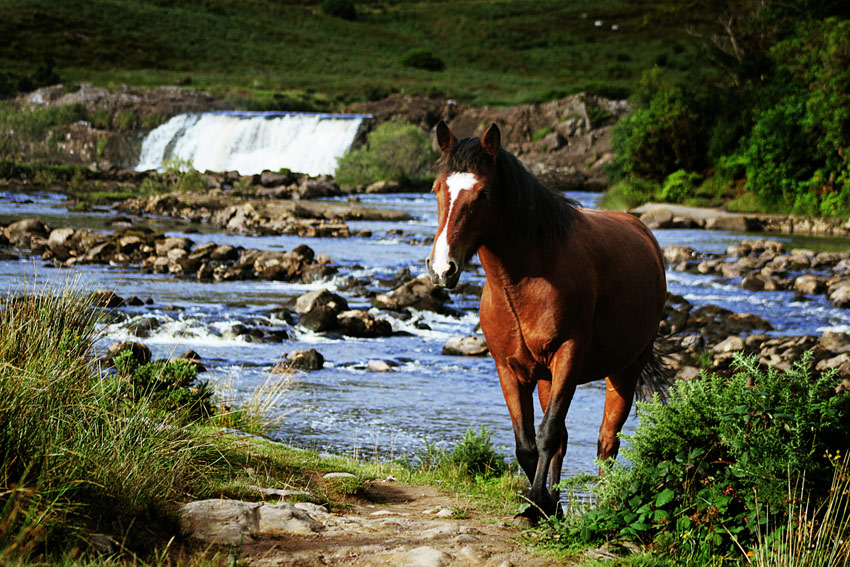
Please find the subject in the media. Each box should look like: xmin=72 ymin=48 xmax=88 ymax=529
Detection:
xmin=542 ymin=353 xmax=850 ymax=565
xmin=335 ymin=121 xmax=437 ymax=188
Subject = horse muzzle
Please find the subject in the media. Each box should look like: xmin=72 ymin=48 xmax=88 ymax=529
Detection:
xmin=426 ymin=256 xmax=462 ymax=289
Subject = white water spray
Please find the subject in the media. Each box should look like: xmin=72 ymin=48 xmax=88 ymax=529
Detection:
xmin=135 ymin=111 xmax=368 ymax=176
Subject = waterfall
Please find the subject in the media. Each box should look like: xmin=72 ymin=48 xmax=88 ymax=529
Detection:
xmin=135 ymin=111 xmax=369 ymax=176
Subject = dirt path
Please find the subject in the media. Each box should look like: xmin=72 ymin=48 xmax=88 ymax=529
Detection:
xmin=235 ymin=479 xmax=565 ymax=567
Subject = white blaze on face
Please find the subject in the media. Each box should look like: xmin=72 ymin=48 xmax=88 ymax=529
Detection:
xmin=431 ymin=172 xmax=479 ymax=276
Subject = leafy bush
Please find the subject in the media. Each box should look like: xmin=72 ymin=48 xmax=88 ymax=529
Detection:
xmin=335 ymin=120 xmax=437 ymax=188
xmin=322 ymin=0 xmax=356 ymax=21
xmin=113 ymin=350 xmax=214 ymax=422
xmin=556 ymin=354 xmax=850 ymax=563
xmin=610 ymin=73 xmax=708 ymax=182
xmin=444 ymin=426 xmax=508 ymax=478
xmin=660 ymin=170 xmax=702 ymax=204
xmin=400 ymin=49 xmax=445 ymax=72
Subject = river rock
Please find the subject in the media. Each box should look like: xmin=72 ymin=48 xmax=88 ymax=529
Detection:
xmin=252 ymin=250 xmax=304 ymax=281
xmin=639 ymin=207 xmax=674 ymax=229
xmin=295 ymin=288 xmax=349 ymax=314
xmin=662 ymin=245 xmax=696 ymax=266
xmin=442 ymin=336 xmax=489 ymax=356
xmin=4 ymin=218 xmax=50 ymax=248
xmin=210 ymin=244 xmax=240 ymax=262
xmin=367 ymin=359 xmax=394 ymax=372
xmin=283 ymin=348 xmax=324 ymax=371
xmin=337 ymin=310 xmax=393 ymax=338
xmin=300 ymin=306 xmax=340 ymax=332
xmin=793 ymin=275 xmax=826 ymax=295
xmin=155 ymin=236 xmax=193 ymax=256
xmin=107 ymin=341 xmax=152 ymax=366
xmin=819 ymin=331 xmax=850 ymax=354
xmin=828 ymin=280 xmax=850 ymax=308
xmin=373 ymin=274 xmax=455 ymax=315
xmin=298 ymin=179 xmax=340 ymax=199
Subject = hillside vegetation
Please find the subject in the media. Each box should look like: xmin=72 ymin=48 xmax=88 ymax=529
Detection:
xmin=0 ymin=0 xmax=708 ymax=108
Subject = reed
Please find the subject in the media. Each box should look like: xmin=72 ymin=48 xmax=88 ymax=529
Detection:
xmin=744 ymin=454 xmax=850 ymax=567
xmin=0 ymin=283 xmax=211 ymax=560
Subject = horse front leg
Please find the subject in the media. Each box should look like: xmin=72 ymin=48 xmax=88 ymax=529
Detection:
xmin=537 ymin=380 xmax=568 ymax=509
xmin=529 ymin=343 xmax=582 ymax=519
xmin=494 ymin=362 xmax=538 ymax=507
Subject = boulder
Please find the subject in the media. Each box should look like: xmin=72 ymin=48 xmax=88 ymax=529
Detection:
xmin=639 ymin=207 xmax=674 ymax=229
xmin=106 ymin=341 xmax=152 ymax=366
xmin=828 ymin=280 xmax=850 ymax=308
xmin=373 ymin=275 xmax=455 ymax=314
xmin=4 ymin=218 xmax=50 ymax=247
xmin=336 ymin=310 xmax=393 ymax=337
xmin=179 ymin=499 xmax=323 ymax=545
xmin=89 ymin=289 xmax=125 ymax=308
xmin=662 ymin=245 xmax=696 ymax=266
xmin=442 ymin=336 xmax=489 ymax=356
xmin=210 ymin=244 xmax=240 ymax=262
xmin=299 ymin=306 xmax=339 ymax=332
xmin=253 ymin=250 xmax=304 ymax=281
xmin=282 ymin=348 xmax=324 ymax=371
xmin=367 ymin=359 xmax=394 ymax=372
xmin=819 ymin=331 xmax=850 ymax=354
xmin=295 ymin=289 xmax=349 ymax=314
xmin=155 ymin=236 xmax=194 ymax=256
xmin=793 ymin=275 xmax=825 ymax=295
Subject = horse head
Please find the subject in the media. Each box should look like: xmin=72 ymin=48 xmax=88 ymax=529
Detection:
xmin=426 ymin=121 xmax=500 ymax=289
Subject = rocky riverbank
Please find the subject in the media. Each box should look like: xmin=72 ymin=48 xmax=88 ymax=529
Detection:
xmin=635 ymin=202 xmax=850 ymax=239
xmin=5 ymin=212 xmax=850 ymax=387
xmin=663 ymin=238 xmax=850 ymax=309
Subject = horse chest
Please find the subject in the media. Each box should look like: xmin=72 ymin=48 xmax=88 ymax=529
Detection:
xmin=480 ymin=284 xmax=568 ymax=373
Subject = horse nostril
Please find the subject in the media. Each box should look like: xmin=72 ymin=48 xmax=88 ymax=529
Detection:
xmin=446 ymin=261 xmax=458 ymax=277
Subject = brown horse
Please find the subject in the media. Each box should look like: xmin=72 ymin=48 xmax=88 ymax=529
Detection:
xmin=426 ymin=121 xmax=668 ymax=522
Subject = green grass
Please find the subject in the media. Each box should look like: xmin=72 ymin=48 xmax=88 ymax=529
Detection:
xmin=0 ymin=283 xmax=526 ymax=563
xmin=0 ymin=0 xmax=710 ymax=108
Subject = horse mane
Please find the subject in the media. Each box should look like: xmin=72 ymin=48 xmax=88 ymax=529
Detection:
xmin=441 ymin=137 xmax=580 ymax=247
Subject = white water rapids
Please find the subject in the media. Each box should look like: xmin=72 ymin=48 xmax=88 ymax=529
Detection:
xmin=135 ymin=111 xmax=368 ymax=176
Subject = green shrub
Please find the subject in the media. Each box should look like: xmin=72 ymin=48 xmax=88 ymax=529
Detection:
xmin=335 ymin=120 xmax=437 ymax=188
xmin=113 ymin=350 xmax=214 ymax=422
xmin=555 ymin=354 xmax=850 ymax=563
xmin=399 ymin=49 xmax=445 ymax=72
xmin=599 ymin=176 xmax=658 ymax=210
xmin=445 ymin=426 xmax=508 ymax=478
xmin=610 ymin=73 xmax=708 ymax=182
xmin=660 ymin=170 xmax=702 ymax=204
xmin=322 ymin=0 xmax=356 ymax=21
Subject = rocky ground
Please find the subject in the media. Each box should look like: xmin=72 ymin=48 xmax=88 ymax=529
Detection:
xmin=178 ymin=477 xmax=566 ymax=567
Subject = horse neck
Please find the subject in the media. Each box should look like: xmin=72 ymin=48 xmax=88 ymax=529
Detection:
xmin=477 ymin=217 xmax=541 ymax=288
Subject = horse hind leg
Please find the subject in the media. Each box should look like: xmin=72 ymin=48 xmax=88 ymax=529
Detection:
xmin=597 ymin=347 xmax=650 ymax=462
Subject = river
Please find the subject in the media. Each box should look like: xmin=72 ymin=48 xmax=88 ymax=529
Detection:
xmin=2 ymin=188 xmax=849 ymax=476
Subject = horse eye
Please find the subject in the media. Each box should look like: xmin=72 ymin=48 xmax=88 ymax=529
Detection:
xmin=478 ymin=190 xmax=489 ymax=201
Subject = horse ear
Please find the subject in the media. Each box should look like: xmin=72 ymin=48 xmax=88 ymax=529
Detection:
xmin=481 ymin=123 xmax=500 ymax=157
xmin=435 ymin=120 xmax=457 ymax=153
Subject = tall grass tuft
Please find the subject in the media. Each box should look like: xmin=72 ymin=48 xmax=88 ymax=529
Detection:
xmin=0 ymin=284 xmax=211 ymax=560
xmin=745 ymin=454 xmax=850 ymax=567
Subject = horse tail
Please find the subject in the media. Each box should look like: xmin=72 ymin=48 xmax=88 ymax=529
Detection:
xmin=635 ymin=335 xmax=679 ymax=403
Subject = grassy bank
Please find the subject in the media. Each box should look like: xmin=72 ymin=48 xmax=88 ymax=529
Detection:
xmin=0 ymin=283 xmax=525 ymax=564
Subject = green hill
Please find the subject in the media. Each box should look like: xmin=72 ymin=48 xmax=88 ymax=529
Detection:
xmin=0 ymin=0 xmax=707 ymax=109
